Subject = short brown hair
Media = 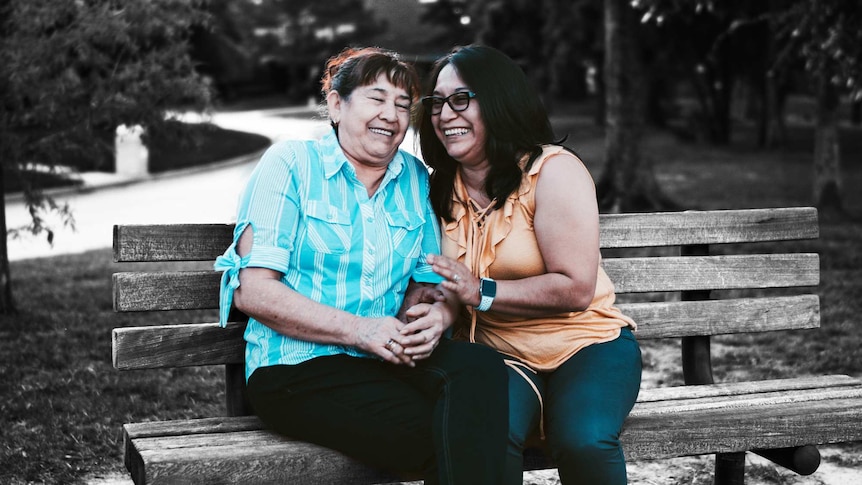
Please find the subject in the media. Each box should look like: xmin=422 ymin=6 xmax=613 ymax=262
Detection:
xmin=321 ymin=47 xmax=420 ymax=102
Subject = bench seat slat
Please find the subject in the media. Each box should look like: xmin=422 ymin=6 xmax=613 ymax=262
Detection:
xmin=122 ymin=378 xmax=862 ymax=484
xmin=111 ymin=295 xmax=818 ymax=370
xmin=112 ymin=254 xmax=819 ymax=312
xmin=636 ymin=375 xmax=860 ymax=403
xmin=632 ymin=386 xmax=862 ymax=416
xmin=624 ymin=394 xmax=862 ymax=460
xmin=112 ymin=208 xmax=819 ymax=262
xmin=128 ymin=432 xmax=401 ymax=485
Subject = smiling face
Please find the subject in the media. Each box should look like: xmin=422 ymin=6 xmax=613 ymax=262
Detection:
xmin=327 ymin=73 xmax=412 ymax=169
xmin=431 ymin=64 xmax=487 ymax=168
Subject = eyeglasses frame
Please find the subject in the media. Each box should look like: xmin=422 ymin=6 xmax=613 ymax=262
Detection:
xmin=420 ymin=91 xmax=478 ymax=115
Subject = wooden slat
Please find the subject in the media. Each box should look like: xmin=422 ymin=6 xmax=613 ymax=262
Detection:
xmin=125 ymin=416 xmax=264 ymax=440
xmin=633 ymin=385 xmax=862 ymax=416
xmin=112 ymin=254 xmax=819 ymax=312
xmin=128 ymin=430 xmax=403 ymax=485
xmin=112 ymin=322 xmax=246 ymax=370
xmin=622 ymin=294 xmax=820 ymax=339
xmin=112 ymin=295 xmax=818 ymax=370
xmin=111 ymin=208 xmax=819 ymax=263
xmin=122 ymin=378 xmax=862 ymax=484
xmin=599 ymin=207 xmax=819 ymax=248
xmin=605 ymin=254 xmax=819 ymax=293
xmin=114 ymin=224 xmax=235 ymax=262
xmin=623 ymin=393 xmax=862 ymax=460
xmin=113 ymin=271 xmax=221 ymax=312
xmin=636 ymin=375 xmax=861 ymax=403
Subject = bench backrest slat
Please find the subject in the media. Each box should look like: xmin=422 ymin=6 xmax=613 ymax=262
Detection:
xmin=112 ymin=208 xmax=819 ymax=262
xmin=112 ymin=294 xmax=819 ymax=370
xmin=113 ymin=254 xmax=819 ymax=312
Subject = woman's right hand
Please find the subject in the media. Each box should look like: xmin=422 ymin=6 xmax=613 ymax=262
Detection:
xmin=426 ymin=254 xmax=481 ymax=307
xmin=353 ymin=316 xmax=416 ymax=367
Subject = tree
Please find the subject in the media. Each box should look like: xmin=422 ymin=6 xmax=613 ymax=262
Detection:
xmin=597 ymin=0 xmax=674 ymax=211
xmin=773 ymin=0 xmax=862 ymax=215
xmin=0 ymin=0 xmax=212 ymax=314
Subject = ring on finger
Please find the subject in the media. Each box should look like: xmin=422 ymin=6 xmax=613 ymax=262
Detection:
xmin=384 ymin=338 xmax=396 ymax=351
xmin=453 ymin=274 xmax=460 ymax=282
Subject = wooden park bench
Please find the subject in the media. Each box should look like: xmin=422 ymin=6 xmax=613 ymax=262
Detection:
xmin=111 ymin=206 xmax=862 ymax=484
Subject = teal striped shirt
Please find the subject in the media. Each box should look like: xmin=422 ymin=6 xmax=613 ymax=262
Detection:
xmin=215 ymin=129 xmax=443 ymax=381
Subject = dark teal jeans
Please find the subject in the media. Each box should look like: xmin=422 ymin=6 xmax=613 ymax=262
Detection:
xmin=506 ymin=327 xmax=642 ymax=485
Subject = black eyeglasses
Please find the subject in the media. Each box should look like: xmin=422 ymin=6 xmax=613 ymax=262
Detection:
xmin=420 ymin=91 xmax=477 ymax=115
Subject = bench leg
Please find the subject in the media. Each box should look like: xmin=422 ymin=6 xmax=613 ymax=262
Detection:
xmin=714 ymin=452 xmax=745 ymax=485
xmin=225 ymin=363 xmax=250 ymax=416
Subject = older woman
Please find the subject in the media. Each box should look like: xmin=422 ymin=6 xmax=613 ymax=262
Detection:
xmin=418 ymin=45 xmax=642 ymax=485
xmin=214 ymin=47 xmax=508 ymax=484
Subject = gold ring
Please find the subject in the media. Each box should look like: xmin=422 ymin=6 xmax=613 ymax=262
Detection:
xmin=384 ymin=338 xmax=396 ymax=351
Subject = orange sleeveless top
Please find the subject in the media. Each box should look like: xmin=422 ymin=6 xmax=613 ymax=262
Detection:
xmin=441 ymin=145 xmax=636 ymax=371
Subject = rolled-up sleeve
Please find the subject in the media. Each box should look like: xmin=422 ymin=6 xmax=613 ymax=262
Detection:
xmin=214 ymin=143 xmax=301 ymax=326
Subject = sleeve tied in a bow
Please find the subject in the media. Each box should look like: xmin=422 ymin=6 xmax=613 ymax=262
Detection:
xmin=214 ymin=243 xmax=249 ymax=327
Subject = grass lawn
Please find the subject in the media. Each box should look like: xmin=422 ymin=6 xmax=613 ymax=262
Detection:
xmin=1 ymin=109 xmax=861 ymax=484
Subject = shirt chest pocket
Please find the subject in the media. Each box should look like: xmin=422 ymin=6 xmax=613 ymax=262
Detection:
xmin=386 ymin=211 xmax=423 ymax=259
xmin=304 ymin=201 xmax=352 ymax=254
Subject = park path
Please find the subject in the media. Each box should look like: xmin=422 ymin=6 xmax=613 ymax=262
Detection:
xmin=5 ymin=107 xmax=403 ymax=262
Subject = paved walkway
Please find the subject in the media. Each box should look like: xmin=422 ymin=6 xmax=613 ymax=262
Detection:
xmin=6 ymin=107 xmax=418 ymax=262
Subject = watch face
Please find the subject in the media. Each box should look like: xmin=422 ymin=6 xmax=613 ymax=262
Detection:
xmin=481 ymin=278 xmax=497 ymax=297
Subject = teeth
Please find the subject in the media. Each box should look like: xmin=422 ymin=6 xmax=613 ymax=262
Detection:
xmin=369 ymin=128 xmax=393 ymax=136
xmin=444 ymin=128 xmax=469 ymax=136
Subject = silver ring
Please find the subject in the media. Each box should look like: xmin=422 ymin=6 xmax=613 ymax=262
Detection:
xmin=384 ymin=338 xmax=396 ymax=351
xmin=453 ymin=274 xmax=460 ymax=282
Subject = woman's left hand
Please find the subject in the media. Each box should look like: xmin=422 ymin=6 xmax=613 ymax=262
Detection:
xmin=399 ymin=303 xmax=447 ymax=361
xmin=396 ymin=281 xmax=445 ymax=323
xmin=427 ymin=254 xmax=480 ymax=307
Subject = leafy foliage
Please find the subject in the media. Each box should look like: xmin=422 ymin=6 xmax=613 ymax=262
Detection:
xmin=772 ymin=0 xmax=862 ymax=100
xmin=0 ymin=0 xmax=213 ymax=237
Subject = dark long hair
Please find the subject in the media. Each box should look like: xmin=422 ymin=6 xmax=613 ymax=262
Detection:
xmin=418 ymin=45 xmax=557 ymax=222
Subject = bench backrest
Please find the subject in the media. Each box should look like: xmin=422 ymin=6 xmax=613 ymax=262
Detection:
xmin=112 ymin=207 xmax=820 ymax=415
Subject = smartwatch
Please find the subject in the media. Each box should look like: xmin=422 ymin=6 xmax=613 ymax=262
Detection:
xmin=476 ymin=277 xmax=497 ymax=312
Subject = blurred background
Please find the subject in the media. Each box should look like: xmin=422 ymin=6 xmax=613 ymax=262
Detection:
xmin=2 ymin=1 xmax=861 ymax=484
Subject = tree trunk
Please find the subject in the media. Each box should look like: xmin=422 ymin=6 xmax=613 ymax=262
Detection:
xmin=813 ymin=78 xmax=844 ymax=215
xmin=0 ymin=164 xmax=17 ymax=315
xmin=597 ymin=0 xmax=673 ymax=212
xmin=764 ymin=71 xmax=788 ymax=148
xmin=851 ymin=98 xmax=861 ymax=125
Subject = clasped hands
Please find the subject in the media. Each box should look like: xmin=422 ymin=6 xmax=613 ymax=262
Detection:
xmin=361 ymin=254 xmax=479 ymax=366
xmin=362 ymin=301 xmax=446 ymax=367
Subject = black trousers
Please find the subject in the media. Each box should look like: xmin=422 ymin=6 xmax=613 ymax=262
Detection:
xmin=247 ymin=339 xmax=509 ymax=485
